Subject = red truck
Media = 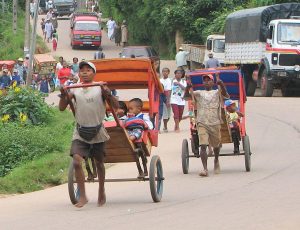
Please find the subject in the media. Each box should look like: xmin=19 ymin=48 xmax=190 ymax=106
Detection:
xmin=70 ymin=12 xmax=102 ymax=49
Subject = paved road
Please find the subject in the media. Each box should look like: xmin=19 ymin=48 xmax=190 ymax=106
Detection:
xmin=1 ymin=18 xmax=300 ymax=230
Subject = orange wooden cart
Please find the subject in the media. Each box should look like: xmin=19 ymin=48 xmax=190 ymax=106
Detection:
xmin=67 ymin=59 xmax=165 ymax=203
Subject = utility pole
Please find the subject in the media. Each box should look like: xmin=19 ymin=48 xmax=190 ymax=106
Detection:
xmin=24 ymin=0 xmax=30 ymax=56
xmin=26 ymin=0 xmax=40 ymax=87
xmin=13 ymin=0 xmax=17 ymax=34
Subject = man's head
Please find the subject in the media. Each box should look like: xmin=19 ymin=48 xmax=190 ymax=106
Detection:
xmin=202 ymin=74 xmax=214 ymax=90
xmin=25 ymin=54 xmax=30 ymax=60
xmin=128 ymin=98 xmax=143 ymax=115
xmin=208 ymin=52 xmax=213 ymax=58
xmin=17 ymin=58 xmax=24 ymax=65
xmin=2 ymin=69 xmax=8 ymax=75
xmin=59 ymin=56 xmax=63 ymax=63
xmin=13 ymin=69 xmax=18 ymax=75
xmin=79 ymin=61 xmax=96 ymax=83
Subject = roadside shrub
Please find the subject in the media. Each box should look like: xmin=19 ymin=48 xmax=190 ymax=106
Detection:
xmin=0 ymin=84 xmax=52 ymax=124
xmin=0 ymin=110 xmax=74 ymax=177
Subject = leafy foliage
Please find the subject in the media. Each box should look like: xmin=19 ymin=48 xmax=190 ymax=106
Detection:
xmin=0 ymin=109 xmax=74 ymax=177
xmin=101 ymin=0 xmax=297 ymax=56
xmin=0 ymin=85 xmax=52 ymax=124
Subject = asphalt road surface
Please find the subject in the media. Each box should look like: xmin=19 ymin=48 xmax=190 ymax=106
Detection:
xmin=1 ymin=17 xmax=300 ymax=230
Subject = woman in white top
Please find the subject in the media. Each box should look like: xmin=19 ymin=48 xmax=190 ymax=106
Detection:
xmin=170 ymin=69 xmax=187 ymax=132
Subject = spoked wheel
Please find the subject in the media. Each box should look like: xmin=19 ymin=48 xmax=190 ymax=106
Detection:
xmin=68 ymin=161 xmax=80 ymax=204
xmin=260 ymin=69 xmax=273 ymax=97
xmin=243 ymin=135 xmax=251 ymax=172
xmin=181 ymin=139 xmax=189 ymax=174
xmin=149 ymin=155 xmax=164 ymax=202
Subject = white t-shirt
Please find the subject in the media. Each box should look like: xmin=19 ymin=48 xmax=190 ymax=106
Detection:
xmin=160 ymin=77 xmax=172 ymax=91
xmin=170 ymin=79 xmax=187 ymax=106
xmin=56 ymin=62 xmax=63 ymax=71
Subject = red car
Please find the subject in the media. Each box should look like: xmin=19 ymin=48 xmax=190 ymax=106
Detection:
xmin=70 ymin=13 xmax=101 ymax=49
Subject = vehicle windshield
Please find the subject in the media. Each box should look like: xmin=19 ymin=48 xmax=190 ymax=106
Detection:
xmin=278 ymin=23 xmax=300 ymax=44
xmin=213 ymin=39 xmax=225 ymax=53
xmin=54 ymin=0 xmax=73 ymax=3
xmin=121 ymin=48 xmax=149 ymax=58
xmin=74 ymin=22 xmax=100 ymax=31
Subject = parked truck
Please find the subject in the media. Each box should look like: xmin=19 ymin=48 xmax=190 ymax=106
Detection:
xmin=224 ymin=3 xmax=300 ymax=97
xmin=182 ymin=34 xmax=225 ymax=70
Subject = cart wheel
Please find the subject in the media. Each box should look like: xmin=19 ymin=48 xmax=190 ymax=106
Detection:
xmin=243 ymin=135 xmax=251 ymax=172
xmin=181 ymin=139 xmax=189 ymax=174
xmin=68 ymin=161 xmax=80 ymax=204
xmin=149 ymin=155 xmax=164 ymax=202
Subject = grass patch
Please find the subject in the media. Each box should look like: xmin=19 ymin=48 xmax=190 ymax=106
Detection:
xmin=0 ymin=108 xmax=74 ymax=194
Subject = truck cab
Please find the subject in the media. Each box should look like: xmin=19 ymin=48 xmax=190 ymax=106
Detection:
xmin=204 ymin=34 xmax=225 ymax=65
xmin=266 ymin=19 xmax=300 ymax=78
xmin=53 ymin=0 xmax=76 ymax=17
xmin=70 ymin=15 xmax=102 ymax=49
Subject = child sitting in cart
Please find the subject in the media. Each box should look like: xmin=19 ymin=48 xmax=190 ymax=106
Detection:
xmin=125 ymin=98 xmax=153 ymax=141
xmin=225 ymin=99 xmax=244 ymax=153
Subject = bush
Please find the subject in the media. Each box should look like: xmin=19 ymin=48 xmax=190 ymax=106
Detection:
xmin=0 ymin=109 xmax=74 ymax=177
xmin=0 ymin=85 xmax=52 ymax=124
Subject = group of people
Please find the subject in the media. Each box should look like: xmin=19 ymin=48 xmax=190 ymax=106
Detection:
xmin=0 ymin=57 xmax=29 ymax=89
xmin=41 ymin=8 xmax=58 ymax=49
xmin=106 ymin=17 xmax=128 ymax=47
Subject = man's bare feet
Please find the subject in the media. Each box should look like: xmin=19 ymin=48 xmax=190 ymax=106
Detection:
xmin=97 ymin=192 xmax=106 ymax=207
xmin=75 ymin=197 xmax=88 ymax=208
xmin=214 ymin=160 xmax=220 ymax=174
xmin=199 ymin=170 xmax=208 ymax=177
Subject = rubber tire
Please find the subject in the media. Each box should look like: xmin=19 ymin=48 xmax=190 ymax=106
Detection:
xmin=260 ymin=69 xmax=273 ymax=97
xmin=247 ymin=80 xmax=257 ymax=96
xmin=181 ymin=139 xmax=189 ymax=174
xmin=68 ymin=161 xmax=80 ymax=205
xmin=149 ymin=155 xmax=163 ymax=203
xmin=243 ymin=135 xmax=251 ymax=172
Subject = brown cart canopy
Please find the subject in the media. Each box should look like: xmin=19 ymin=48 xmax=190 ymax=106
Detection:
xmin=225 ymin=3 xmax=300 ymax=43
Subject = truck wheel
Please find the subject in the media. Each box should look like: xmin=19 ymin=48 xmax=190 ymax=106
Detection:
xmin=247 ymin=80 xmax=257 ymax=96
xmin=281 ymin=86 xmax=294 ymax=97
xmin=260 ymin=69 xmax=273 ymax=97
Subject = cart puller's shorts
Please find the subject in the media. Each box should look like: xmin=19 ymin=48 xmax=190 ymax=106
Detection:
xmin=70 ymin=140 xmax=106 ymax=161
xmin=197 ymin=124 xmax=221 ymax=148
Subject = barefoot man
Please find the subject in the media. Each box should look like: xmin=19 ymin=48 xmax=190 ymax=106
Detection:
xmin=184 ymin=73 xmax=229 ymax=177
xmin=59 ymin=61 xmax=118 ymax=207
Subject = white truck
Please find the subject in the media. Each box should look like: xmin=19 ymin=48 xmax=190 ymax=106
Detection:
xmin=182 ymin=34 xmax=225 ymax=70
xmin=224 ymin=3 xmax=300 ymax=97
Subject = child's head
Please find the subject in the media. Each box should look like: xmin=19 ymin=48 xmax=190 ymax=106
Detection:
xmin=73 ymin=75 xmax=79 ymax=83
xmin=174 ymin=69 xmax=184 ymax=80
xmin=225 ymin=100 xmax=237 ymax=113
xmin=162 ymin=67 xmax=170 ymax=78
xmin=117 ymin=101 xmax=128 ymax=117
xmin=41 ymin=75 xmax=46 ymax=80
xmin=128 ymin=98 xmax=143 ymax=115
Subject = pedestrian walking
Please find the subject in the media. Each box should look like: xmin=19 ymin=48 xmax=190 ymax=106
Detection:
xmin=205 ymin=52 xmax=221 ymax=68
xmin=44 ymin=19 xmax=54 ymax=43
xmin=52 ymin=34 xmax=58 ymax=51
xmin=121 ymin=20 xmax=128 ymax=47
xmin=41 ymin=18 xmax=46 ymax=38
xmin=106 ymin=17 xmax=116 ymax=40
xmin=71 ymin=57 xmax=79 ymax=77
xmin=113 ymin=22 xmax=121 ymax=46
xmin=94 ymin=47 xmax=105 ymax=60
xmin=175 ymin=47 xmax=190 ymax=71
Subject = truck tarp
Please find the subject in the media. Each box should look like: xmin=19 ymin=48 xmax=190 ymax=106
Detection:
xmin=225 ymin=3 xmax=300 ymax=43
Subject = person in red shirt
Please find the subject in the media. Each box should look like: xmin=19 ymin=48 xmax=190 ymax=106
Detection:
xmin=57 ymin=61 xmax=71 ymax=85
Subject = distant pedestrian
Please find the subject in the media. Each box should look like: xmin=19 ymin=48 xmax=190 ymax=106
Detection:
xmin=57 ymin=61 xmax=71 ymax=85
xmin=175 ymin=47 xmax=189 ymax=71
xmin=205 ymin=52 xmax=220 ymax=68
xmin=14 ymin=58 xmax=26 ymax=84
xmin=38 ymin=75 xmax=50 ymax=94
xmin=30 ymin=1 xmax=36 ymax=19
xmin=11 ymin=69 xmax=22 ymax=86
xmin=106 ymin=17 xmax=116 ymax=40
xmin=0 ymin=69 xmax=11 ymax=89
xmin=94 ymin=47 xmax=105 ymax=59
xmin=52 ymin=34 xmax=58 ymax=51
xmin=114 ymin=22 xmax=121 ymax=46
xmin=41 ymin=18 xmax=46 ymax=38
xmin=71 ymin=57 xmax=79 ymax=77
xmin=51 ymin=13 xmax=58 ymax=30
xmin=121 ymin=20 xmax=128 ymax=47
xmin=44 ymin=19 xmax=54 ymax=43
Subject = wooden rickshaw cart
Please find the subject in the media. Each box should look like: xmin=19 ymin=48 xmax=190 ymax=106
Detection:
xmin=181 ymin=69 xmax=252 ymax=173
xmin=33 ymin=54 xmax=57 ymax=92
xmin=67 ymin=58 xmax=165 ymax=203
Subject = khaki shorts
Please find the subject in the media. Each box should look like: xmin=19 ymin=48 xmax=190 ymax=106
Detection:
xmin=197 ymin=124 xmax=221 ymax=148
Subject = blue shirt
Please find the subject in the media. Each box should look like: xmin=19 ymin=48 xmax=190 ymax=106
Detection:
xmin=0 ymin=75 xmax=11 ymax=88
xmin=12 ymin=74 xmax=21 ymax=85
